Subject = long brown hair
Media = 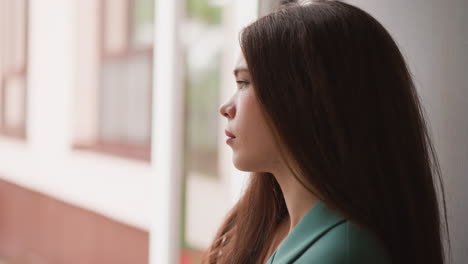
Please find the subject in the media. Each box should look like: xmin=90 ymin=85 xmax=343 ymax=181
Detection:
xmin=203 ymin=1 xmax=451 ymax=263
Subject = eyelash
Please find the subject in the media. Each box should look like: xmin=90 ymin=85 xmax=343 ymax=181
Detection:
xmin=236 ymin=80 xmax=250 ymax=89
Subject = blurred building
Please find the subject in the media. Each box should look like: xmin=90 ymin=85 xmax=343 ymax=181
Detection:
xmin=0 ymin=0 xmax=261 ymax=263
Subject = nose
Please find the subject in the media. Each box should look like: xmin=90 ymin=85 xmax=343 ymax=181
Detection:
xmin=219 ymin=100 xmax=235 ymax=119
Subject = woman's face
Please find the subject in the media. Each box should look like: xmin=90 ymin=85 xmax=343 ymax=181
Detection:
xmin=219 ymin=55 xmax=281 ymax=172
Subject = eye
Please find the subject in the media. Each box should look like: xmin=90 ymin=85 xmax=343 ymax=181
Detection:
xmin=236 ymin=80 xmax=250 ymax=89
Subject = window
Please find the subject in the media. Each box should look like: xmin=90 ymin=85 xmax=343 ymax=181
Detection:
xmin=74 ymin=0 xmax=154 ymax=161
xmin=0 ymin=0 xmax=28 ymax=139
xmin=182 ymin=0 xmax=226 ymax=259
xmin=184 ymin=0 xmax=223 ymax=179
xmin=149 ymin=0 xmax=259 ymax=262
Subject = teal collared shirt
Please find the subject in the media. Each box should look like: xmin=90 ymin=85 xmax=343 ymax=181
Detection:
xmin=266 ymin=201 xmax=392 ymax=264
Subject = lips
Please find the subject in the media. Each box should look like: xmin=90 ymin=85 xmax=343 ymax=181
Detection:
xmin=225 ymin=130 xmax=236 ymax=139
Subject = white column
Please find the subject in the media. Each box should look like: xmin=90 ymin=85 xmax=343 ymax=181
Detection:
xmin=28 ymin=0 xmax=75 ymax=155
xmin=149 ymin=0 xmax=184 ymax=263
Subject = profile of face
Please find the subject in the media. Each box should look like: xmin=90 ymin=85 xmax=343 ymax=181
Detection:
xmin=219 ymin=55 xmax=282 ymax=172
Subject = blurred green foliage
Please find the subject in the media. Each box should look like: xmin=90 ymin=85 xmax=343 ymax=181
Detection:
xmin=133 ymin=0 xmax=154 ymax=25
xmin=187 ymin=0 xmax=223 ymax=24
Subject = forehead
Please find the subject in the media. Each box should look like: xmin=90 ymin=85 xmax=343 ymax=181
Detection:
xmin=235 ymin=55 xmax=248 ymax=69
xmin=234 ymin=55 xmax=250 ymax=78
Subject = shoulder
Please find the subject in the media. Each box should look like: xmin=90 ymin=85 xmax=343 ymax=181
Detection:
xmin=295 ymin=220 xmax=392 ymax=264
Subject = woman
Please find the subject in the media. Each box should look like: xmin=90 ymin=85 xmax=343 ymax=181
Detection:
xmin=206 ymin=0 xmax=450 ymax=263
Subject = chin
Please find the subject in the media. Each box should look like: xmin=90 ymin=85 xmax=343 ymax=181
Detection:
xmin=232 ymin=154 xmax=264 ymax=172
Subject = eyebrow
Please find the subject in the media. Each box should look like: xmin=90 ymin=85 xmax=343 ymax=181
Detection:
xmin=233 ymin=67 xmax=249 ymax=77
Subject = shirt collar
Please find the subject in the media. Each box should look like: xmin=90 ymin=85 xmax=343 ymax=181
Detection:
xmin=266 ymin=200 xmax=347 ymax=264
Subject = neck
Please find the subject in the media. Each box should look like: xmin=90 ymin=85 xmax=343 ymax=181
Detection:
xmin=271 ymin=166 xmax=319 ymax=234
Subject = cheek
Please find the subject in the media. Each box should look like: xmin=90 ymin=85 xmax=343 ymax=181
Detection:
xmin=232 ymin=137 xmax=269 ymax=171
xmin=232 ymin=98 xmax=280 ymax=172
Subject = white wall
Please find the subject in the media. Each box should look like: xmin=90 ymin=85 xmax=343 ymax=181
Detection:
xmin=346 ymin=0 xmax=468 ymax=263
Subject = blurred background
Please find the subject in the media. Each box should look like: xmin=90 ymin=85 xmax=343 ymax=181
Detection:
xmin=0 ymin=0 xmax=466 ymax=263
